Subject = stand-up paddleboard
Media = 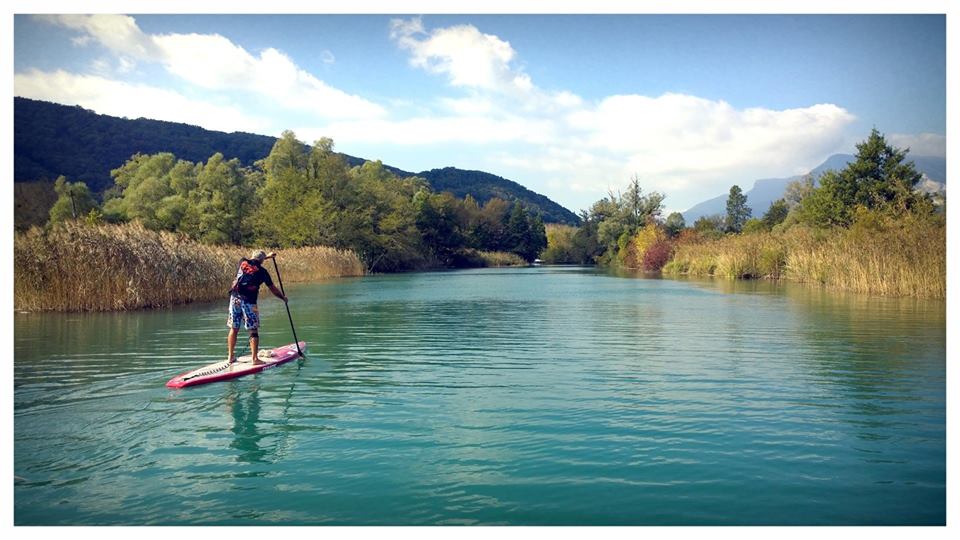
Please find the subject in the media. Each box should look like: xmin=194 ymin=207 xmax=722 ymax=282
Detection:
xmin=166 ymin=341 xmax=306 ymax=388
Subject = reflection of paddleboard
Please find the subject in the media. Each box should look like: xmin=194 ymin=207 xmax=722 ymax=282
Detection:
xmin=166 ymin=342 xmax=306 ymax=389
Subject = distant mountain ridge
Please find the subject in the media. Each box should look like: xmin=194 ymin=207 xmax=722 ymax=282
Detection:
xmin=682 ymin=153 xmax=946 ymax=223
xmin=14 ymin=97 xmax=580 ymax=225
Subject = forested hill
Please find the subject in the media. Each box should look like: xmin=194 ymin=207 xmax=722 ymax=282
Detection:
xmin=416 ymin=168 xmax=579 ymax=225
xmin=15 ymin=97 xmax=278 ymax=192
xmin=14 ymin=97 xmax=579 ymax=225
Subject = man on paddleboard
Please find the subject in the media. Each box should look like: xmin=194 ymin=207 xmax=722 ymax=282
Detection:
xmin=228 ymin=250 xmax=287 ymax=366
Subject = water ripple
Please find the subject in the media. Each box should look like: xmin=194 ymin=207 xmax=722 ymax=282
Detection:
xmin=14 ymin=268 xmax=946 ymax=525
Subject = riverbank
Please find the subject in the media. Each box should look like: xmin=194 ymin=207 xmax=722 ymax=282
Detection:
xmin=661 ymin=216 xmax=945 ymax=299
xmin=14 ymin=222 xmax=365 ymax=312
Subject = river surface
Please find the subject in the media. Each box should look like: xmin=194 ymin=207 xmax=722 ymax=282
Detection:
xmin=13 ymin=266 xmax=946 ymax=525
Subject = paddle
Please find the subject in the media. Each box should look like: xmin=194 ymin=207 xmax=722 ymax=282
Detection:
xmin=271 ymin=255 xmax=304 ymax=357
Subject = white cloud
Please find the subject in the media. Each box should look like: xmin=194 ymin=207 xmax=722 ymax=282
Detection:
xmin=38 ymin=14 xmax=159 ymax=59
xmin=382 ymin=18 xmax=858 ymax=209
xmin=116 ymin=57 xmax=137 ymax=73
xmin=567 ymin=94 xmax=854 ymax=176
xmin=89 ymin=55 xmax=137 ymax=76
xmin=37 ymin=14 xmax=384 ymax=120
xmin=438 ymin=96 xmax=496 ymax=115
xmin=89 ymin=57 xmax=112 ymax=75
xmin=297 ymin=114 xmax=559 ymax=147
xmin=886 ymin=132 xmax=946 ymax=157
xmin=390 ymin=17 xmax=582 ymax=116
xmin=390 ymin=17 xmax=530 ymax=97
xmin=14 ymin=69 xmax=269 ymax=134
xmin=480 ymin=94 xmax=856 ymax=211
xmin=359 ymin=18 xmax=867 ymax=211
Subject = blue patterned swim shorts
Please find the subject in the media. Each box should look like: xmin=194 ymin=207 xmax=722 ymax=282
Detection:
xmin=227 ymin=296 xmax=260 ymax=330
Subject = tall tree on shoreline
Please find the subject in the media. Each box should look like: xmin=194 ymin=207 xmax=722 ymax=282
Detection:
xmin=799 ymin=129 xmax=930 ymax=227
xmin=725 ymin=185 xmax=751 ymax=233
xmin=254 ymin=131 xmax=326 ymax=247
xmin=182 ymin=153 xmax=255 ymax=245
xmin=49 ymin=176 xmax=98 ymax=224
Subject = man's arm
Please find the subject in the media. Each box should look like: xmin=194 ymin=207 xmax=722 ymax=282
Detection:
xmin=263 ymin=252 xmax=286 ymax=302
xmin=268 ymin=284 xmax=287 ymax=303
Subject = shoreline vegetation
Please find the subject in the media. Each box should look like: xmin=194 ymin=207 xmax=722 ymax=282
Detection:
xmin=15 ymin=129 xmax=545 ymax=312
xmin=661 ymin=216 xmax=945 ymax=299
xmin=540 ymin=129 xmax=945 ymax=300
xmin=14 ymin=222 xmax=365 ymax=312
xmin=15 ymin=129 xmax=945 ymax=311
xmin=13 ymin=222 xmax=529 ymax=312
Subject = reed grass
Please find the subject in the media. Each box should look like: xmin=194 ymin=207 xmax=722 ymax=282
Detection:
xmin=474 ymin=250 xmax=527 ymax=267
xmin=663 ymin=217 xmax=945 ymax=299
xmin=14 ymin=221 xmax=365 ymax=312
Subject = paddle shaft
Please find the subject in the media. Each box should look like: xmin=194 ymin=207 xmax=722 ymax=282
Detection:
xmin=272 ymin=257 xmax=303 ymax=357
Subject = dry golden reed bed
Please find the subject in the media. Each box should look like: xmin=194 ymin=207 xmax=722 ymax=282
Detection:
xmin=14 ymin=222 xmax=365 ymax=312
xmin=663 ymin=218 xmax=945 ymax=299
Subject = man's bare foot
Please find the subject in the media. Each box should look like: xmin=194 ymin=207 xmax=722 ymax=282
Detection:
xmin=252 ymin=359 xmax=266 ymax=366
xmin=227 ymin=357 xmax=236 ymax=364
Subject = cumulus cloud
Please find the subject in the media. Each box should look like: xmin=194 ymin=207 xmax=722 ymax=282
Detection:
xmin=391 ymin=17 xmax=519 ymax=93
xmin=390 ymin=16 xmax=575 ymax=112
xmin=297 ymin=114 xmax=559 ymax=147
xmin=14 ymin=69 xmax=268 ymax=134
xmin=36 ymin=14 xmax=384 ymax=120
xmin=38 ymin=14 xmax=159 ymax=59
xmin=383 ymin=18 xmax=859 ymax=210
xmin=511 ymin=96 xmax=855 ymax=208
xmin=566 ymin=94 xmax=854 ymax=180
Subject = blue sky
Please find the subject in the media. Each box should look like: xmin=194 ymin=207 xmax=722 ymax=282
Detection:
xmin=11 ymin=10 xmax=948 ymax=214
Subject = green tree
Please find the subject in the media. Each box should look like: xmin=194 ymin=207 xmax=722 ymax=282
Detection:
xmin=570 ymin=210 xmax=603 ymax=264
xmin=796 ymin=176 xmax=850 ymax=227
xmin=623 ymin=175 xmax=645 ymax=230
xmin=459 ymin=194 xmax=482 ymax=248
xmin=182 ymin=153 xmax=254 ymax=244
xmin=798 ymin=129 xmax=928 ymax=227
xmin=254 ymin=132 xmax=327 ymax=247
xmin=102 ymin=153 xmax=194 ymax=230
xmin=506 ymin=202 xmax=529 ymax=255
xmin=741 ymin=218 xmax=766 ymax=234
xmin=504 ymin=202 xmax=547 ymax=262
xmin=725 ymin=184 xmax=751 ymax=233
xmin=845 ymin=128 xmax=924 ymax=209
xmin=664 ymin=212 xmax=686 ymax=237
xmin=49 ymin=176 xmax=98 ymax=224
xmin=415 ymin=191 xmax=464 ymax=266
xmin=541 ymin=224 xmax=578 ymax=264
xmin=784 ymin=175 xmax=815 ymax=208
xmin=525 ymin=213 xmax=548 ymax=262
xmin=761 ymin=199 xmax=789 ymax=229
xmin=347 ymin=161 xmax=426 ymax=271
xmin=693 ymin=214 xmax=725 ymax=239
xmin=474 ymin=197 xmax=512 ymax=251
xmin=594 ymin=195 xmax=627 ymax=251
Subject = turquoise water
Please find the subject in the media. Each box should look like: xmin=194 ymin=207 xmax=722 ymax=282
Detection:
xmin=14 ymin=267 xmax=945 ymax=525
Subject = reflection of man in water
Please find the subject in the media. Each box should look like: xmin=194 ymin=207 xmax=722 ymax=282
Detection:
xmin=226 ymin=386 xmax=267 ymax=464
